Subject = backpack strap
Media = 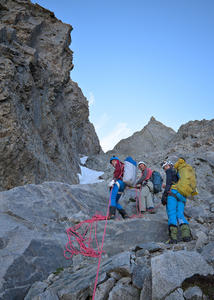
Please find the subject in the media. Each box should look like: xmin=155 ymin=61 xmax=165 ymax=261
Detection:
xmin=118 ymin=162 xmax=124 ymax=179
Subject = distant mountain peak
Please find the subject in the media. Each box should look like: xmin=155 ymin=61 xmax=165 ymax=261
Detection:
xmin=111 ymin=117 xmax=176 ymax=156
xmin=149 ymin=116 xmax=156 ymax=122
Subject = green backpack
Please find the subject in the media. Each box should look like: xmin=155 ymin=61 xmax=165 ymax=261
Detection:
xmin=172 ymin=159 xmax=198 ymax=198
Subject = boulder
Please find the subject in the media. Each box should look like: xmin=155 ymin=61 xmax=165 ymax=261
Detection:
xmin=151 ymin=250 xmax=214 ymax=300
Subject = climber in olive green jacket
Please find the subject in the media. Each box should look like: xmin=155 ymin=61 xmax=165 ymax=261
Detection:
xmin=161 ymin=158 xmax=191 ymax=244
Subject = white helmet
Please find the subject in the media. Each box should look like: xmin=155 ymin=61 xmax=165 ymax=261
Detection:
xmin=168 ymin=161 xmax=174 ymax=167
xmin=161 ymin=161 xmax=169 ymax=169
xmin=138 ymin=161 xmax=146 ymax=166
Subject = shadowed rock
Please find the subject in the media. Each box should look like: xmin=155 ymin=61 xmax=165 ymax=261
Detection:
xmin=0 ymin=0 xmax=102 ymax=191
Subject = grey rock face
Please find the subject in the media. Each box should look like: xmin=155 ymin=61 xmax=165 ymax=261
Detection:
xmin=168 ymin=119 xmax=214 ymax=150
xmin=183 ymin=286 xmax=203 ymax=300
xmin=164 ymin=288 xmax=184 ymax=300
xmin=44 ymin=251 xmax=132 ymax=300
xmin=0 ymin=177 xmax=213 ymax=299
xmin=132 ymin=264 xmax=151 ymax=289
xmin=0 ymin=0 xmax=102 ymax=191
xmin=201 ymin=241 xmax=214 ymax=264
xmin=151 ymin=250 xmax=214 ymax=300
xmin=140 ymin=272 xmax=152 ymax=300
xmin=112 ymin=116 xmax=176 ymax=156
xmin=94 ymin=277 xmax=116 ymax=300
xmin=108 ymin=283 xmax=140 ymax=300
xmin=23 ymin=282 xmax=49 ymax=300
xmin=0 ymin=181 xmax=107 ymax=300
xmin=135 ymin=241 xmax=162 ymax=253
xmin=0 ymin=180 xmax=168 ymax=300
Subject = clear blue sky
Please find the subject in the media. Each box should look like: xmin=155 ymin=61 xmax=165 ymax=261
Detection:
xmin=32 ymin=0 xmax=214 ymax=152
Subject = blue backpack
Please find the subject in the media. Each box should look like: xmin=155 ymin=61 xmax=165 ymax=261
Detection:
xmin=151 ymin=171 xmax=163 ymax=194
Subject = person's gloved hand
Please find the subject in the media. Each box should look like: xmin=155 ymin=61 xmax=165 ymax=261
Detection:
xmin=161 ymin=191 xmax=168 ymax=206
xmin=108 ymin=179 xmax=115 ymax=188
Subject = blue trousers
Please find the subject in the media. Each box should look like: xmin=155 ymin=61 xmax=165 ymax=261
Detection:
xmin=110 ymin=180 xmax=126 ymax=210
xmin=166 ymin=189 xmax=189 ymax=226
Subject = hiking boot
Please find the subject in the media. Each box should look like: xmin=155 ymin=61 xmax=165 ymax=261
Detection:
xmin=147 ymin=207 xmax=155 ymax=214
xmin=182 ymin=236 xmax=191 ymax=242
xmin=167 ymin=238 xmax=178 ymax=245
xmin=117 ymin=208 xmax=130 ymax=219
xmin=168 ymin=224 xmax=178 ymax=243
xmin=168 ymin=238 xmax=177 ymax=244
xmin=108 ymin=206 xmax=116 ymax=220
xmin=180 ymin=224 xmax=191 ymax=242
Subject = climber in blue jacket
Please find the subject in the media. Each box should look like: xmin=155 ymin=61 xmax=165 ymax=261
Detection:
xmin=161 ymin=160 xmax=191 ymax=244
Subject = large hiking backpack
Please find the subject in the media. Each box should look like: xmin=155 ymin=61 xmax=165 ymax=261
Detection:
xmin=173 ymin=160 xmax=198 ymax=197
xmin=151 ymin=171 xmax=163 ymax=194
xmin=123 ymin=157 xmax=137 ymax=187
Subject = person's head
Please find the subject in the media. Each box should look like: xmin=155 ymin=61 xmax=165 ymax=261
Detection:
xmin=110 ymin=156 xmax=119 ymax=167
xmin=138 ymin=161 xmax=146 ymax=171
xmin=161 ymin=161 xmax=171 ymax=171
xmin=179 ymin=157 xmax=186 ymax=162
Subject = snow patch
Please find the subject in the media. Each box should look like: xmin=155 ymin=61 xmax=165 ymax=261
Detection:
xmin=78 ymin=166 xmax=104 ymax=184
xmin=80 ymin=156 xmax=88 ymax=165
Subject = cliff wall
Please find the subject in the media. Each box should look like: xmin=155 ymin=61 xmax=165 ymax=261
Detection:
xmin=0 ymin=0 xmax=102 ymax=191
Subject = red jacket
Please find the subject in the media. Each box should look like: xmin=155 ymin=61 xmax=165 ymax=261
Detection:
xmin=113 ymin=161 xmax=124 ymax=181
xmin=136 ymin=167 xmax=153 ymax=185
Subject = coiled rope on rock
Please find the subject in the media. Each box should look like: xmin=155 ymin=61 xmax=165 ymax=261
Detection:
xmin=64 ymin=188 xmax=113 ymax=300
xmin=64 ymin=186 xmax=161 ymax=259
xmin=63 ymin=211 xmax=108 ymax=259
xmin=63 ymin=186 xmax=161 ymax=299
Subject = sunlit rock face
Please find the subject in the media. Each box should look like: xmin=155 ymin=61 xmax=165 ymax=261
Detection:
xmin=0 ymin=0 xmax=102 ymax=191
xmin=112 ymin=116 xmax=176 ymax=155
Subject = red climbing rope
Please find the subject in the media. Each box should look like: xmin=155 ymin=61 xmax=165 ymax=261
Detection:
xmin=92 ymin=189 xmax=112 ymax=300
xmin=64 ymin=188 xmax=113 ymax=299
xmin=63 ymin=185 xmax=161 ymax=299
xmin=64 ymin=211 xmax=108 ymax=259
xmin=64 ymin=185 xmax=161 ymax=260
xmin=133 ymin=185 xmax=162 ymax=215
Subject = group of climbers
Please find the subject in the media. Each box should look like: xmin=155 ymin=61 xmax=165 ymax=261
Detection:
xmin=108 ymin=156 xmax=192 ymax=244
